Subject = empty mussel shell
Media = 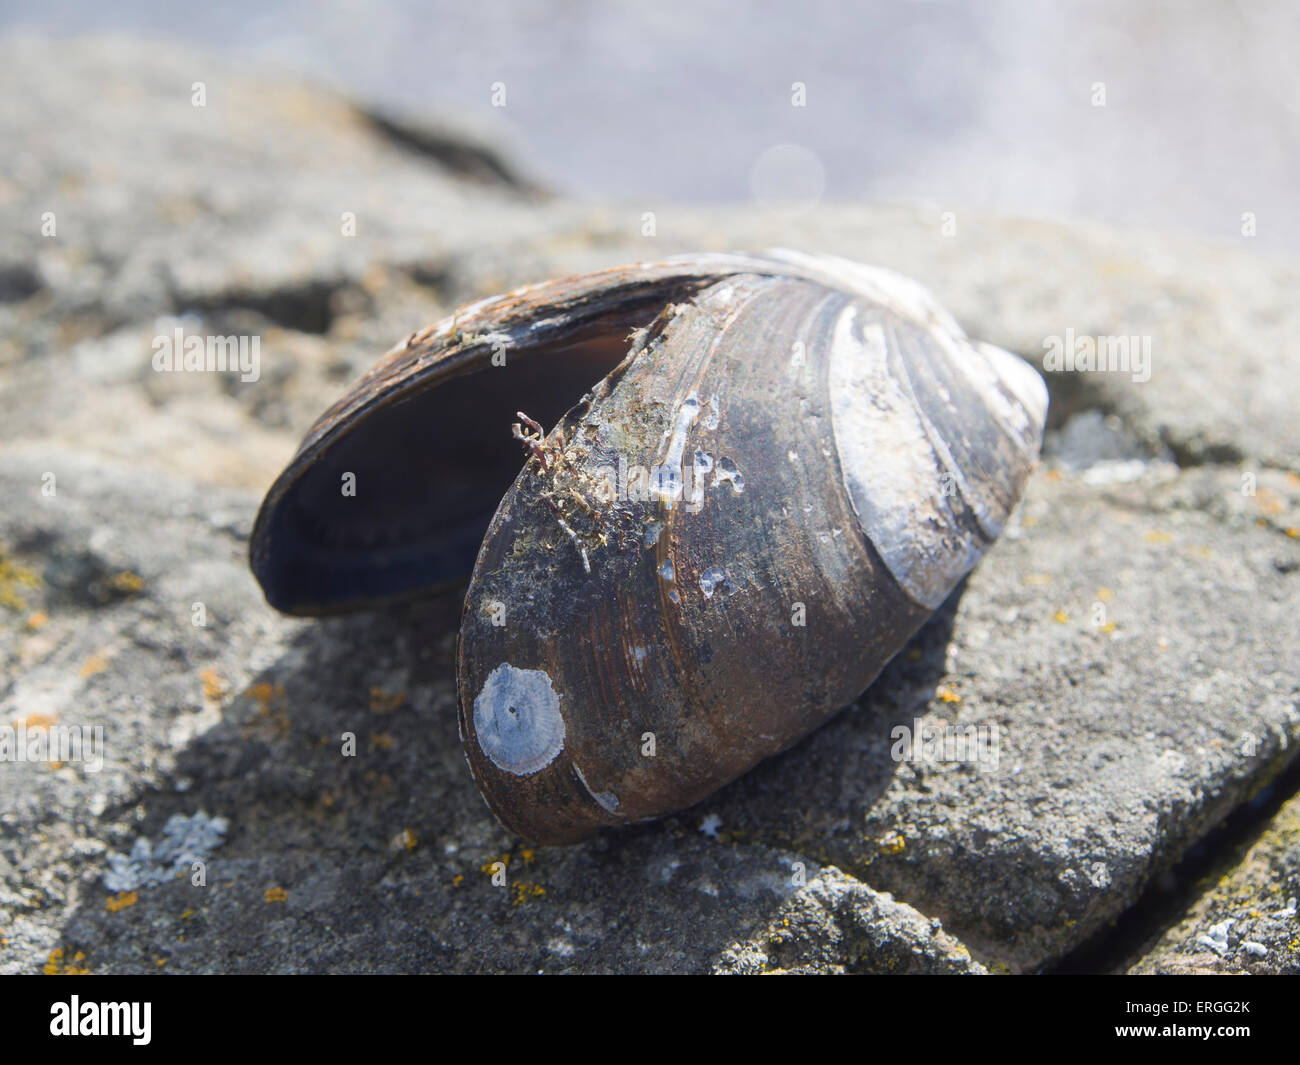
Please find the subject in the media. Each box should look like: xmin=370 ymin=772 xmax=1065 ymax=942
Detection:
xmin=251 ymin=250 xmax=1048 ymax=844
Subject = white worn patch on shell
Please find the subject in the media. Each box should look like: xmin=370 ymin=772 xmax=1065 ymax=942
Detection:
xmin=713 ymin=457 xmax=745 ymax=493
xmin=827 ymin=306 xmax=1043 ymax=610
xmin=703 ymin=393 xmax=721 ymax=430
xmin=667 ymin=249 xmax=962 ymax=337
xmin=763 ymin=249 xmax=964 ymax=337
xmin=699 ymin=566 xmax=737 ymax=599
xmin=573 ymin=763 xmax=620 ymax=813
xmin=653 ymin=391 xmax=701 ymax=509
xmin=472 ymin=664 xmax=566 ymax=776
xmin=690 ymin=450 xmax=714 ymax=509
xmin=974 ymin=341 xmax=1050 ymax=437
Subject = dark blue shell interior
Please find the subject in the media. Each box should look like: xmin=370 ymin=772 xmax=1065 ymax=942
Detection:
xmin=254 ymin=338 xmax=630 ymax=614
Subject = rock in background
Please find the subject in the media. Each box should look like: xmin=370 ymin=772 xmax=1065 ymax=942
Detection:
xmin=1 ymin=36 xmax=1298 ymax=974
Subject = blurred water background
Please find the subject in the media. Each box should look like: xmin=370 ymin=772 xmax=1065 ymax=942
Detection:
xmin=3 ymin=0 xmax=1296 ymax=253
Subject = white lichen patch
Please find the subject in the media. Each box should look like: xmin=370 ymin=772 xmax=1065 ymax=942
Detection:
xmin=658 ymin=559 xmax=675 ymax=582
xmin=473 ymin=664 xmax=566 ymax=776
xmin=1196 ymin=918 xmax=1234 ymax=957
xmin=103 ymin=812 xmax=229 ymax=892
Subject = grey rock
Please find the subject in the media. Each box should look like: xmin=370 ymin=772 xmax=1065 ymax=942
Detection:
xmin=1044 ymin=410 xmax=1157 ymax=471
xmin=714 ymin=867 xmax=986 ymax=974
xmin=1130 ymin=792 xmax=1300 ymax=975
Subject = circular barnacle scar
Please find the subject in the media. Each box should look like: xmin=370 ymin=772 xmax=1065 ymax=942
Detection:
xmin=473 ymin=664 xmax=566 ymax=775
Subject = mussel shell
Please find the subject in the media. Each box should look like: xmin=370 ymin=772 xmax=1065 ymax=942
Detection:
xmin=249 ymin=251 xmax=1047 ymax=845
xmin=453 ymin=254 xmax=1046 ymax=843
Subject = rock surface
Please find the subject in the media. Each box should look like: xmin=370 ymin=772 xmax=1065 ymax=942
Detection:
xmin=1 ymin=36 xmax=1298 ymax=974
xmin=1129 ymin=789 xmax=1300 ymax=975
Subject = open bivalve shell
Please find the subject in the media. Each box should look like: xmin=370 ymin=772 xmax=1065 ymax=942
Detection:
xmin=251 ymin=250 xmax=1048 ymax=844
